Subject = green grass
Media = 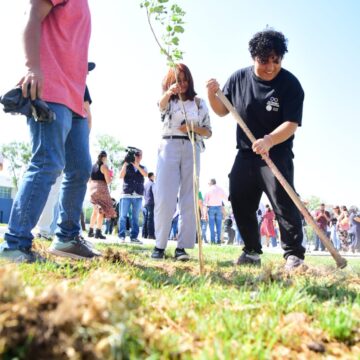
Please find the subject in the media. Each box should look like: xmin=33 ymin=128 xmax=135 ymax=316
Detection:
xmin=0 ymin=240 xmax=359 ymax=359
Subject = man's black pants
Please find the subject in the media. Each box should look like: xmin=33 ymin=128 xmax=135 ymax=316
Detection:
xmin=142 ymin=204 xmax=155 ymax=239
xmin=229 ymin=152 xmax=305 ymax=259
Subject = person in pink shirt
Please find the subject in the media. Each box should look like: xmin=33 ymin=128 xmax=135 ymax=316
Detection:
xmin=1 ymin=0 xmax=98 ymax=263
xmin=260 ymin=204 xmax=277 ymax=247
xmin=204 ymin=178 xmax=228 ymax=244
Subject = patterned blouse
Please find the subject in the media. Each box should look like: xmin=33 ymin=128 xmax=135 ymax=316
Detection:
xmin=160 ymin=98 xmax=212 ymax=152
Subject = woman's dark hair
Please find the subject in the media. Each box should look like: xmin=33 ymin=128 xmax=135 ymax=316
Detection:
xmin=162 ymin=63 xmax=197 ymax=101
xmin=249 ymin=29 xmax=288 ymax=63
xmin=97 ymin=150 xmax=107 ymax=165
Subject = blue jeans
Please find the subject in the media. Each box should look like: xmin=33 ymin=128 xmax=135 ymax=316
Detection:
xmin=118 ymin=197 xmax=142 ymax=239
xmin=3 ymin=103 xmax=91 ymax=249
xmin=169 ymin=215 xmax=179 ymax=240
xmin=235 ymin=226 xmax=244 ymax=245
xmin=208 ymin=206 xmax=223 ymax=244
xmin=50 ymin=202 xmax=60 ymax=235
xmin=315 ymin=232 xmax=326 ymax=251
xmin=270 ymin=236 xmax=277 ymax=247
xmin=201 ymin=219 xmax=208 ymax=242
xmin=105 ymin=219 xmax=113 ymax=234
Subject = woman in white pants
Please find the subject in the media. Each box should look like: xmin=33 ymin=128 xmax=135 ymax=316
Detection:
xmin=152 ymin=63 xmax=212 ymax=261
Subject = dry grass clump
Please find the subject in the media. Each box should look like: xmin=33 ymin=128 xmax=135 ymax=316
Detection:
xmin=101 ymin=247 xmax=134 ymax=265
xmin=0 ymin=267 xmax=140 ymax=359
xmin=272 ymin=312 xmax=360 ymax=359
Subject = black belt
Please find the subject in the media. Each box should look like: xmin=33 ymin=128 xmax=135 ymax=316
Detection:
xmin=162 ymin=135 xmax=190 ymax=140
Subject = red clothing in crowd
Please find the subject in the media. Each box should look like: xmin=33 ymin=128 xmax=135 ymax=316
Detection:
xmin=260 ymin=209 xmax=276 ymax=237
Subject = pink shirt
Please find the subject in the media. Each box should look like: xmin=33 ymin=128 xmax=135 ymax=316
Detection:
xmin=40 ymin=0 xmax=91 ymax=117
xmin=205 ymin=185 xmax=227 ymax=207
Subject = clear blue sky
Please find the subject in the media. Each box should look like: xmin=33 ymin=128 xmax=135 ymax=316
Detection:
xmin=0 ymin=0 xmax=359 ymax=206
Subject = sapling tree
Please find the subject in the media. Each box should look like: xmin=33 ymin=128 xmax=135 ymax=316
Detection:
xmin=140 ymin=0 xmax=205 ymax=273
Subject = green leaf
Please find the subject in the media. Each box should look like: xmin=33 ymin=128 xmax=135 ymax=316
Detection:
xmin=166 ymin=25 xmax=172 ymax=32
xmin=152 ymin=5 xmax=165 ymax=13
xmin=171 ymin=36 xmax=179 ymax=45
xmin=173 ymin=25 xmax=184 ymax=33
xmin=171 ymin=15 xmax=180 ymax=22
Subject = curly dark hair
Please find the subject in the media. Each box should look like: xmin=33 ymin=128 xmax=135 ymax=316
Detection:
xmin=249 ymin=29 xmax=288 ymax=63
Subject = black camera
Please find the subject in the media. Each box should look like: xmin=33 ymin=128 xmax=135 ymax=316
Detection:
xmin=124 ymin=146 xmax=140 ymax=164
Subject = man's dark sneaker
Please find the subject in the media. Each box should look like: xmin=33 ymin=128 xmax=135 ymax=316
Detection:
xmin=94 ymin=229 xmax=106 ymax=240
xmin=48 ymin=235 xmax=101 ymax=259
xmin=130 ymin=238 xmax=143 ymax=244
xmin=174 ymin=248 xmax=190 ymax=261
xmin=88 ymin=227 xmax=94 ymax=238
xmin=284 ymin=255 xmax=304 ymax=271
xmin=0 ymin=246 xmax=47 ymax=264
xmin=151 ymin=247 xmax=165 ymax=260
xmin=235 ymin=251 xmax=261 ymax=267
xmin=83 ymin=238 xmax=102 ymax=256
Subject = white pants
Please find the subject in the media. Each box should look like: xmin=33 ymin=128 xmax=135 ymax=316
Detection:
xmin=154 ymin=139 xmax=200 ymax=249
xmin=37 ymin=174 xmax=63 ymax=235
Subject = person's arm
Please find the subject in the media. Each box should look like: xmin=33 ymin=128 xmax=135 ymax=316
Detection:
xmin=252 ymin=121 xmax=298 ymax=155
xmin=84 ymin=101 xmax=92 ymax=131
xmin=179 ymin=99 xmax=213 ymax=138
xmin=100 ymin=164 xmax=112 ymax=184
xmin=324 ymin=211 xmax=331 ymax=222
xmin=315 ymin=211 xmax=322 ymax=221
xmin=204 ymin=193 xmax=209 ymax=207
xmin=178 ymin=124 xmax=212 ymax=137
xmin=206 ymin=79 xmax=229 ymax=117
xmin=159 ymin=83 xmax=181 ymax=111
xmin=222 ymin=188 xmax=228 ymax=203
xmin=20 ymin=0 xmax=53 ymax=99
xmin=337 ymin=213 xmax=344 ymax=222
xmin=119 ymin=162 xmax=128 ymax=179
xmin=133 ymin=163 xmax=148 ymax=178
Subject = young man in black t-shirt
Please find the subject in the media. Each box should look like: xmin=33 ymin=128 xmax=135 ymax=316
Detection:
xmin=207 ymin=29 xmax=305 ymax=270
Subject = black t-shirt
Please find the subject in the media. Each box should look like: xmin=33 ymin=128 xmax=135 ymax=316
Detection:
xmin=91 ymin=163 xmax=105 ymax=181
xmin=84 ymin=85 xmax=92 ymax=104
xmin=222 ymin=66 xmax=304 ymax=158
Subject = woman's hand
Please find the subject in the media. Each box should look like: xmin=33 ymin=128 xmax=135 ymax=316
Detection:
xmin=178 ymin=123 xmax=188 ymax=133
xmin=159 ymin=83 xmax=181 ymax=111
xmin=167 ymin=83 xmax=181 ymax=96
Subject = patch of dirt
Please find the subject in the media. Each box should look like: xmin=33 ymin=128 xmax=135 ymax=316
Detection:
xmin=101 ymin=247 xmax=135 ymax=265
